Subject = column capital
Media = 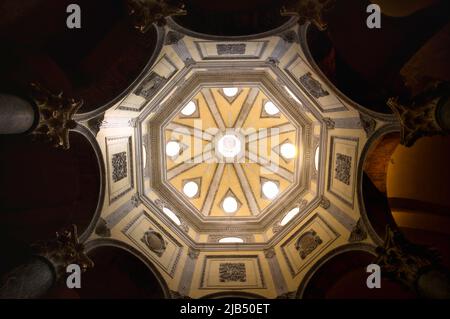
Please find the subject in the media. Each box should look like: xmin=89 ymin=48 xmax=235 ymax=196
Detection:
xmin=281 ymin=0 xmax=336 ymax=31
xmin=32 ymin=224 xmax=94 ymax=281
xmin=375 ymin=226 xmax=441 ymax=291
xmin=264 ymin=248 xmax=276 ymax=259
xmin=128 ymin=0 xmax=187 ymax=33
xmin=188 ymin=248 xmax=200 ymax=260
xmin=388 ymin=81 xmax=450 ymax=147
xmin=319 ymin=195 xmax=330 ymax=209
xmin=30 ymin=83 xmax=82 ymax=150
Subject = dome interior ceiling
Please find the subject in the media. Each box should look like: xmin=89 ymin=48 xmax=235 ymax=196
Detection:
xmin=142 ymin=68 xmax=321 ymax=236
xmin=164 ymin=86 xmax=300 ymax=219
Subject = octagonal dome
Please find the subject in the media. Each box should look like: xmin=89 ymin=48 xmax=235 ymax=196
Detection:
xmin=142 ymin=68 xmax=321 ymax=232
xmin=164 ymin=84 xmax=302 ymax=218
xmin=94 ymin=16 xmax=379 ymax=299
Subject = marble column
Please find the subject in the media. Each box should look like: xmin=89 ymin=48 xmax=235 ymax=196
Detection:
xmin=416 ymin=268 xmax=450 ymax=299
xmin=0 ymin=225 xmax=93 ymax=299
xmin=0 ymin=94 xmax=36 ymax=134
xmin=436 ymin=93 xmax=450 ymax=131
xmin=375 ymin=226 xmax=450 ymax=299
xmin=0 ymin=257 xmax=56 ymax=299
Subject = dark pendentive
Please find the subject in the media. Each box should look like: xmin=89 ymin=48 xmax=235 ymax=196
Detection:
xmin=0 ymin=0 xmax=158 ymax=113
xmin=173 ymin=0 xmax=290 ymax=36
xmin=307 ymin=0 xmax=450 ymax=114
xmin=45 ymin=246 xmax=166 ymax=299
xmin=0 ymin=132 xmax=100 ymax=268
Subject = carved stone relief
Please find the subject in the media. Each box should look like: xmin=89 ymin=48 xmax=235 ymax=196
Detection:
xmin=141 ymin=229 xmax=167 ymax=257
xmin=295 ymin=230 xmax=323 ymax=259
xmin=334 ymin=153 xmax=352 ymax=185
xmin=348 ymin=218 xmax=368 ymax=242
xmin=112 ymin=152 xmax=128 ymax=183
xmin=135 ymin=72 xmax=167 ymax=100
xmin=131 ymin=193 xmax=141 ymax=207
xmin=219 ymin=263 xmax=247 ymax=283
xmin=299 ymin=72 xmax=329 ymax=99
xmin=217 ymin=44 xmax=246 ymax=55
xmin=319 ymin=196 xmax=330 ymax=209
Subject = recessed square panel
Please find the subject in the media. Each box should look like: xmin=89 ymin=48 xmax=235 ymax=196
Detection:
xmin=280 ymin=214 xmax=340 ymax=276
xmin=200 ymin=255 xmax=265 ymax=289
xmin=328 ymin=136 xmax=359 ymax=207
xmin=106 ymin=136 xmax=134 ymax=203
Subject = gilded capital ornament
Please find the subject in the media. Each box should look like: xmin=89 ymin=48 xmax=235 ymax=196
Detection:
xmin=359 ymin=112 xmax=376 ymax=136
xmin=30 ymin=83 xmax=82 ymax=150
xmin=272 ymin=221 xmax=282 ymax=234
xmin=387 ymin=81 xmax=450 ymax=147
xmin=264 ymin=248 xmax=276 ymax=259
xmin=281 ymin=0 xmax=336 ymax=31
xmin=323 ymin=117 xmax=335 ymax=129
xmin=319 ymin=195 xmax=330 ymax=209
xmin=127 ymin=0 xmax=187 ymax=33
xmin=188 ymin=248 xmax=200 ymax=260
xmin=131 ymin=193 xmax=141 ymax=207
xmin=374 ymin=226 xmax=440 ymax=290
xmin=32 ymin=225 xmax=94 ymax=281
xmin=348 ymin=218 xmax=367 ymax=243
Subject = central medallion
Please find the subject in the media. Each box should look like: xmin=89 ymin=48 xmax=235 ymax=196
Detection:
xmin=216 ymin=131 xmax=244 ymax=161
xmin=218 ymin=134 xmax=241 ymax=158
